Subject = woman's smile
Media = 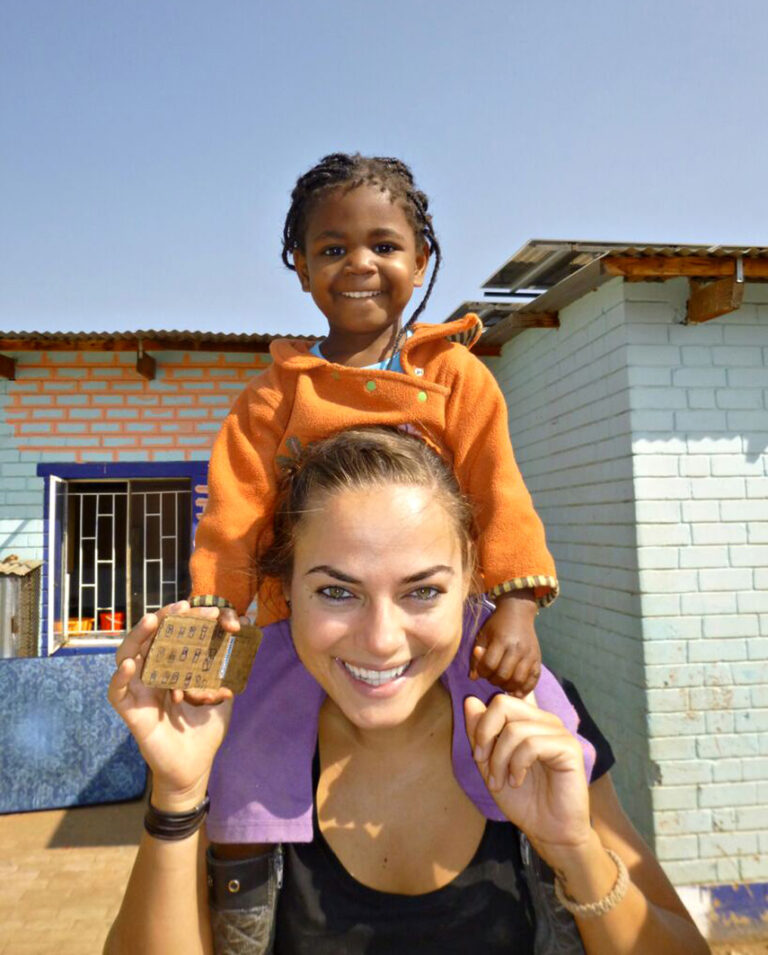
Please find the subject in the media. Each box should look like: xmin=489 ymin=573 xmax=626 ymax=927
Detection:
xmin=339 ymin=658 xmax=412 ymax=683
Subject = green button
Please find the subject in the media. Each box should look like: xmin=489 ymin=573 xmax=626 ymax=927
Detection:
xmin=365 ymin=380 xmax=377 ymax=392
xmin=417 ymin=391 xmax=427 ymax=403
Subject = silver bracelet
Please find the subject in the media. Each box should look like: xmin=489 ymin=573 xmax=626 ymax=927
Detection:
xmin=554 ymin=848 xmax=629 ymax=919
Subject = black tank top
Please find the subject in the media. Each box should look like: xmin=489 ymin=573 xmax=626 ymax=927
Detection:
xmin=276 ymin=814 xmax=535 ymax=955
xmin=275 ymin=677 xmax=614 ymax=955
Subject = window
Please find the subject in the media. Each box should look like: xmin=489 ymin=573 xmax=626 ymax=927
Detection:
xmin=40 ymin=463 xmax=207 ymax=653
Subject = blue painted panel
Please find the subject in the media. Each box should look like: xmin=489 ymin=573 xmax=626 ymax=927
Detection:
xmin=36 ymin=461 xmax=206 ymax=480
xmin=0 ymin=654 xmax=146 ymax=812
xmin=709 ymin=882 xmax=768 ymax=942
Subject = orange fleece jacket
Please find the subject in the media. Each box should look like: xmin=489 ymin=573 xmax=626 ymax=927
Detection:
xmin=190 ymin=315 xmax=557 ymax=624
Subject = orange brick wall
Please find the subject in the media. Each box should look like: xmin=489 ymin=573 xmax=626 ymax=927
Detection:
xmin=3 ymin=350 xmax=270 ymax=462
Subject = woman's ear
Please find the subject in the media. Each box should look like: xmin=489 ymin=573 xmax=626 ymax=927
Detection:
xmin=413 ymin=241 xmax=430 ymax=288
xmin=293 ymin=250 xmax=311 ymax=292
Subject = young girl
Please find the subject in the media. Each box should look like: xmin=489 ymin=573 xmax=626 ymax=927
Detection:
xmin=190 ymin=152 xmax=558 ymax=698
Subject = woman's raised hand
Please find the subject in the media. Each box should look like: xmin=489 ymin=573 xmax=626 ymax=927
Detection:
xmin=108 ymin=601 xmax=234 ymax=802
xmin=464 ymin=695 xmax=593 ymax=861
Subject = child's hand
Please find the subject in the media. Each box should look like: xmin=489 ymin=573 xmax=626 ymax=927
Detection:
xmin=470 ymin=590 xmax=541 ymax=696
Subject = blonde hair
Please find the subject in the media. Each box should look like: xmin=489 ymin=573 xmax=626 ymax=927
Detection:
xmin=257 ymin=427 xmax=477 ymax=589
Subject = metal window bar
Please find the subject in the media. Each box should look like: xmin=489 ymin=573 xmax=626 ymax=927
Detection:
xmin=137 ymin=488 xmax=190 ymax=615
xmin=69 ymin=489 xmax=128 ymax=635
xmin=66 ymin=482 xmax=190 ymax=638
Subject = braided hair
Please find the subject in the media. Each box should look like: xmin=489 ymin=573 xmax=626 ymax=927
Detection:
xmin=282 ymin=153 xmax=442 ymax=333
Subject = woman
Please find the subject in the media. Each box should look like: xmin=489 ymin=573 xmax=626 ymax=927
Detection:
xmin=105 ymin=428 xmax=707 ymax=954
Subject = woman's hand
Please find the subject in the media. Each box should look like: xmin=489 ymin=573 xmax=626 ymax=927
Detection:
xmin=108 ymin=603 xmax=234 ymax=805
xmin=464 ymin=694 xmax=592 ymax=860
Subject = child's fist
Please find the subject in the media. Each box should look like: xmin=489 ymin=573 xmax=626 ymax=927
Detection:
xmin=471 ymin=591 xmax=542 ymax=696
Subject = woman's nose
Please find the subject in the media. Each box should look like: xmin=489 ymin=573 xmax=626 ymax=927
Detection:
xmin=360 ymin=600 xmax=404 ymax=657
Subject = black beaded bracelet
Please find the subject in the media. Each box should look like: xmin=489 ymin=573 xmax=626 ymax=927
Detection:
xmin=144 ymin=793 xmax=211 ymax=841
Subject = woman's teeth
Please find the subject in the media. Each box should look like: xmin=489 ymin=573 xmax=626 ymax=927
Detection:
xmin=342 ymin=661 xmax=409 ymax=686
xmin=340 ymin=291 xmax=381 ymax=298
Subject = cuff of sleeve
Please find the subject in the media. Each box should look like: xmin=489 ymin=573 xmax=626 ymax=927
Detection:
xmin=488 ymin=576 xmax=559 ymax=609
xmin=190 ymin=594 xmax=235 ymax=610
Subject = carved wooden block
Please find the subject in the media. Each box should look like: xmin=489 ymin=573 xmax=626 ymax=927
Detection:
xmin=140 ymin=614 xmax=262 ymax=694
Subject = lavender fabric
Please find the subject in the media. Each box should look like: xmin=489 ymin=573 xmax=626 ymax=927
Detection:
xmin=207 ymin=602 xmax=596 ymax=843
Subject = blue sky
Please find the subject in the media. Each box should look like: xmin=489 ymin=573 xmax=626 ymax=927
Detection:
xmin=2 ymin=0 xmax=767 ymax=336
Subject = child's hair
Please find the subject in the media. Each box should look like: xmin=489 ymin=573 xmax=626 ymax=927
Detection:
xmin=258 ymin=427 xmax=477 ymax=589
xmin=281 ymin=153 xmax=442 ymax=329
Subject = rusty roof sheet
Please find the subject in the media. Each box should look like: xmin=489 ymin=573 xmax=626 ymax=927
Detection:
xmin=0 ymin=556 xmax=43 ymax=577
xmin=0 ymin=329 xmax=315 ymax=345
xmin=0 ymin=329 xmax=320 ymax=352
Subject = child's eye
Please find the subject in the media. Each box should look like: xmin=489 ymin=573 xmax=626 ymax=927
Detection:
xmin=318 ymin=585 xmax=354 ymax=602
xmin=374 ymin=243 xmax=397 ymax=255
xmin=407 ymin=586 xmax=442 ymax=602
xmin=321 ymin=245 xmax=345 ymax=257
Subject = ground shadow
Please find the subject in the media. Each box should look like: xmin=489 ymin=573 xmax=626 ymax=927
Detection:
xmin=48 ymin=768 xmax=148 ymax=848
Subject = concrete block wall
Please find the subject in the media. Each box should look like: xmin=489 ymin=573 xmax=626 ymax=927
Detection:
xmin=624 ymin=278 xmax=768 ymax=886
xmin=0 ymin=350 xmax=269 ymax=563
xmin=488 ymin=275 xmax=768 ymax=887
xmin=487 ymin=278 xmax=654 ymax=840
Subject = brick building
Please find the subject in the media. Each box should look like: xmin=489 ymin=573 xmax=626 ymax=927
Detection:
xmin=453 ymin=240 xmax=767 ymax=939
xmin=0 ymin=331 xmax=292 ymax=655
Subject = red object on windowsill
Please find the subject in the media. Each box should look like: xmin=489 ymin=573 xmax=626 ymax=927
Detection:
xmin=99 ymin=612 xmax=126 ymax=632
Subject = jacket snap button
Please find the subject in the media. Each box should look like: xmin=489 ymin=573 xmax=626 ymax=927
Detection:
xmin=227 ymin=879 xmax=241 ymax=893
xmin=417 ymin=391 xmax=427 ymax=402
xmin=365 ymin=380 xmax=377 ymax=392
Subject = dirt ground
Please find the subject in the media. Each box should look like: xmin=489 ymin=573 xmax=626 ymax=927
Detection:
xmin=1 ymin=797 xmax=765 ymax=954
xmin=711 ymin=945 xmax=768 ymax=955
xmin=0 ymin=798 xmax=144 ymax=955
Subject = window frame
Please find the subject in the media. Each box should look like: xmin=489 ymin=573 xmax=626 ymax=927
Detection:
xmin=38 ymin=461 xmax=208 ymax=656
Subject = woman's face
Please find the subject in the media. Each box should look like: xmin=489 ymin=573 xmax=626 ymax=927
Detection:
xmin=287 ymin=483 xmax=469 ymax=732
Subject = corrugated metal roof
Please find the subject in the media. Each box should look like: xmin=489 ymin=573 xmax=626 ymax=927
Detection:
xmin=451 ymin=240 xmax=768 ymax=347
xmin=482 ymin=240 xmax=768 ymax=293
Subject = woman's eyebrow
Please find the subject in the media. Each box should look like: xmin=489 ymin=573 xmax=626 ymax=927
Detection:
xmin=401 ymin=566 xmax=455 ymax=584
xmin=305 ymin=565 xmax=360 ymax=583
xmin=304 ymin=565 xmax=454 ymax=584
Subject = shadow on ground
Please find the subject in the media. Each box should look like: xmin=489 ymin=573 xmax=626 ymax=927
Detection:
xmin=48 ymin=787 xmax=146 ymax=848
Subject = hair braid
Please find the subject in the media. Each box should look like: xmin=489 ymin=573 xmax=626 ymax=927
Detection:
xmin=281 ymin=153 xmax=442 ymax=329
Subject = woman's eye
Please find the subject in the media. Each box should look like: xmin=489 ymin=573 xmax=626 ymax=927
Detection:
xmin=408 ymin=586 xmax=441 ymax=602
xmin=318 ymin=585 xmax=353 ymax=602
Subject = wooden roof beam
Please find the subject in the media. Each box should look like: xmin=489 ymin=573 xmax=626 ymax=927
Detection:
xmin=0 ymin=354 xmax=16 ymax=380
xmin=501 ymin=311 xmax=560 ymax=328
xmin=136 ymin=341 xmax=156 ymax=381
xmin=603 ymin=254 xmax=768 ymax=281
xmin=686 ymin=271 xmax=745 ymax=325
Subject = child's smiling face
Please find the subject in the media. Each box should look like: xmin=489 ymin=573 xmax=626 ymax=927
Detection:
xmin=293 ymin=185 xmax=429 ymax=345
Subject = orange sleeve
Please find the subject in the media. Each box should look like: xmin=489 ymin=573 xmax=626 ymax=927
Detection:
xmin=443 ymin=350 xmax=558 ymax=606
xmin=189 ymin=372 xmax=289 ymax=616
